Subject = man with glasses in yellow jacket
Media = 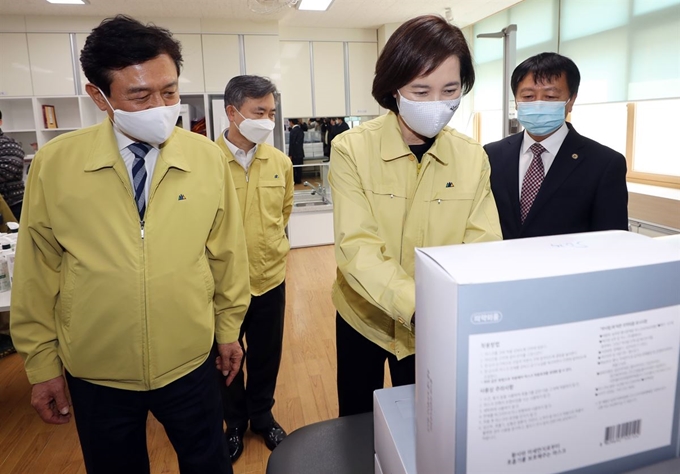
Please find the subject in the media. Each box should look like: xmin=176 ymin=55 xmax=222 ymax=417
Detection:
xmin=215 ymin=75 xmax=294 ymax=463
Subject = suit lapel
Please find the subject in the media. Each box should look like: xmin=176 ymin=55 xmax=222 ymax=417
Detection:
xmin=503 ymin=133 xmax=523 ymax=230
xmin=523 ymin=126 xmax=587 ymax=227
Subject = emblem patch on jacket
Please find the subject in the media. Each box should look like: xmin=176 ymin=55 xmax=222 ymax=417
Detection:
xmin=178 ymin=194 xmax=187 ymax=201
xmin=446 ymin=182 xmax=454 ymax=188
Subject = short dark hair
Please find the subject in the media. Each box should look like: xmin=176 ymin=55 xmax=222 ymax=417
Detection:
xmin=223 ymin=75 xmax=278 ymax=109
xmin=80 ymin=15 xmax=183 ymax=97
xmin=0 ymin=110 xmax=2 ymax=120
xmin=511 ymin=52 xmax=581 ymax=98
xmin=372 ymin=15 xmax=475 ymax=114
xmin=289 ymin=118 xmax=299 ymax=125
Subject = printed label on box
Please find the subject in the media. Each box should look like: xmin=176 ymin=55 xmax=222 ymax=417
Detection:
xmin=467 ymin=306 xmax=680 ymax=474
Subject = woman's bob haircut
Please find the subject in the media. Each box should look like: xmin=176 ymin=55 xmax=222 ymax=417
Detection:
xmin=372 ymin=15 xmax=475 ymax=114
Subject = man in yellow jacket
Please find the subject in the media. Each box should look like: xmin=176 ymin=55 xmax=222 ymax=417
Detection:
xmin=10 ymin=15 xmax=250 ymax=474
xmin=215 ymin=75 xmax=294 ymax=462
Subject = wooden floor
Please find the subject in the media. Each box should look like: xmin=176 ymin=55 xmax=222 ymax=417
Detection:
xmin=0 ymin=245 xmax=341 ymax=474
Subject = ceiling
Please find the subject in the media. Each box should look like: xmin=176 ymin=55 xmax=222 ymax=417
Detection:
xmin=0 ymin=0 xmax=521 ymax=29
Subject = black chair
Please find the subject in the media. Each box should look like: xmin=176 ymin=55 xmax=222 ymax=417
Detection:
xmin=266 ymin=412 xmax=374 ymax=474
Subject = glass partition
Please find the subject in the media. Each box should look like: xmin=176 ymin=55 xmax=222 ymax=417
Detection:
xmin=292 ymin=162 xmax=332 ymax=211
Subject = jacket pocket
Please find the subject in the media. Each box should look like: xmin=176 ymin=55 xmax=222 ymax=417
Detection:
xmin=431 ymin=188 xmax=476 ymax=201
xmin=258 ymin=180 xmax=286 ymax=243
xmin=60 ymin=266 xmax=77 ymax=336
xmin=368 ymin=184 xmax=408 ymax=215
xmin=200 ymin=254 xmax=215 ymax=304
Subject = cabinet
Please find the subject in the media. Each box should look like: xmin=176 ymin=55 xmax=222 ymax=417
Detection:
xmin=312 ymin=42 xmax=346 ymax=117
xmin=75 ymin=33 xmax=89 ymax=93
xmin=0 ymin=33 xmax=33 ymax=97
xmin=280 ymin=41 xmax=313 ymax=118
xmin=175 ymin=34 xmax=205 ymax=93
xmin=244 ymin=35 xmax=281 ymax=84
xmin=26 ymin=34 xmax=75 ymax=96
xmin=348 ymin=43 xmax=380 ymax=116
xmin=202 ymin=34 xmax=241 ymax=93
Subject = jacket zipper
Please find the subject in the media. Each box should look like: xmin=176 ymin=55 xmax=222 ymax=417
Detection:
xmin=140 ymin=211 xmax=150 ymax=389
xmin=114 ymin=169 xmax=151 ymax=389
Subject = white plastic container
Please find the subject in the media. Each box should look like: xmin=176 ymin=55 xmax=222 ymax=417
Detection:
xmin=0 ymin=238 xmax=14 ymax=291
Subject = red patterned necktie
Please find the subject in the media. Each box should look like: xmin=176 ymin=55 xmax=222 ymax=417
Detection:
xmin=520 ymin=142 xmax=546 ymax=223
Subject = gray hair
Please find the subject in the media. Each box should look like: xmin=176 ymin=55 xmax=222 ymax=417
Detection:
xmin=223 ymin=75 xmax=278 ymax=109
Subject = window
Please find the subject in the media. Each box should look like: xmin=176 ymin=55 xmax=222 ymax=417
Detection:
xmin=628 ymin=99 xmax=680 ymax=186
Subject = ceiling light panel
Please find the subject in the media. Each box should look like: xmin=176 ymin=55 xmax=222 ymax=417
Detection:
xmin=298 ymin=0 xmax=334 ymax=11
xmin=46 ymin=0 xmax=89 ymax=4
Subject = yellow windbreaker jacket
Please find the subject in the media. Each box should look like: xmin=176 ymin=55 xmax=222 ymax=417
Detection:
xmin=11 ymin=120 xmax=251 ymax=390
xmin=215 ymin=135 xmax=294 ymax=296
xmin=330 ymin=112 xmax=502 ymax=359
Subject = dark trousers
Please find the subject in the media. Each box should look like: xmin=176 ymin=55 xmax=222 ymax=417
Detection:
xmin=221 ymin=282 xmax=285 ymax=431
xmin=336 ymin=312 xmax=415 ymax=417
xmin=9 ymin=201 xmax=22 ymax=222
xmin=66 ymin=349 xmax=231 ymax=474
xmin=292 ymin=157 xmax=303 ymax=184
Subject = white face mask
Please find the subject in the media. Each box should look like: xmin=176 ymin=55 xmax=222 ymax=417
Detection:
xmin=98 ymin=88 xmax=181 ymax=146
xmin=396 ymin=90 xmax=461 ymax=138
xmin=235 ymin=109 xmax=275 ymax=145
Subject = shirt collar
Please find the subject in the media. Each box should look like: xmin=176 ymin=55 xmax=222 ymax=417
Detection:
xmin=521 ymin=121 xmax=569 ymax=156
xmin=222 ymin=129 xmax=259 ymax=171
xmin=223 ymin=129 xmax=258 ymax=157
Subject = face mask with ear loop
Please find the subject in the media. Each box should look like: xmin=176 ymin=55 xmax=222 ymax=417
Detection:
xmin=516 ymin=99 xmax=571 ymax=136
xmin=98 ymin=87 xmax=181 ymax=146
xmin=396 ymin=90 xmax=462 ymax=138
xmin=234 ymin=108 xmax=275 ymax=145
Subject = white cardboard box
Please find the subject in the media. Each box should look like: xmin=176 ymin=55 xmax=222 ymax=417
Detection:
xmin=374 ymin=384 xmax=417 ymax=474
xmin=414 ymin=231 xmax=680 ymax=474
xmin=656 ymin=234 xmax=680 ymax=251
xmin=375 ymin=454 xmax=385 ymax=474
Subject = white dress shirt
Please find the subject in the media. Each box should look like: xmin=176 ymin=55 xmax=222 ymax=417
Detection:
xmin=113 ymin=125 xmax=159 ymax=205
xmin=518 ymin=122 xmax=569 ymax=195
xmin=224 ymin=129 xmax=258 ymax=173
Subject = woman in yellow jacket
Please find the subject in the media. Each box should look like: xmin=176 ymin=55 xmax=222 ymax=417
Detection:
xmin=329 ymin=15 xmax=502 ymax=416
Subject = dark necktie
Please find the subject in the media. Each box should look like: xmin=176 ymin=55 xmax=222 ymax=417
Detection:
xmin=520 ymin=142 xmax=546 ymax=223
xmin=128 ymin=142 xmax=151 ymax=220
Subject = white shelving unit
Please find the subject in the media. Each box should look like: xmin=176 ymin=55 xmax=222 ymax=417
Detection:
xmin=0 ymin=95 xmax=107 ymax=152
xmin=1 ymin=95 xmax=107 ymax=182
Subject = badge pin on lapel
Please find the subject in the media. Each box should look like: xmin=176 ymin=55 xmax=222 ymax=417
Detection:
xmin=572 ymin=154 xmax=579 ymax=160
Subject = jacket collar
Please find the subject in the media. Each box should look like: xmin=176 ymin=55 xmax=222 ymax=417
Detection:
xmin=217 ymin=131 xmax=270 ymax=162
xmin=84 ymin=119 xmax=191 ymax=172
xmin=380 ymin=111 xmax=450 ymax=165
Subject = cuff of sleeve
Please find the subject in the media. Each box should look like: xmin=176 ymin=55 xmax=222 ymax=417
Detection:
xmin=215 ymin=316 xmax=242 ymax=345
xmin=393 ymin=280 xmax=416 ymax=330
xmin=25 ymin=361 xmax=64 ymax=385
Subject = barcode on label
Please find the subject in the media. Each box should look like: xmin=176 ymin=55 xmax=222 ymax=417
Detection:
xmin=604 ymin=420 xmax=641 ymax=444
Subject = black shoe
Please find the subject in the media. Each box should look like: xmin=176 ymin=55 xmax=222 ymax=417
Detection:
xmin=225 ymin=424 xmax=247 ymax=463
xmin=251 ymin=420 xmax=287 ymax=451
xmin=0 ymin=334 xmax=15 ymax=359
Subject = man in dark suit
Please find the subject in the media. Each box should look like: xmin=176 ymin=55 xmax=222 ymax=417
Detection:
xmin=335 ymin=117 xmax=349 ymax=136
xmin=288 ymin=118 xmax=304 ymax=184
xmin=485 ymin=52 xmax=628 ymax=239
